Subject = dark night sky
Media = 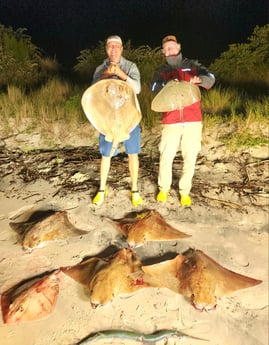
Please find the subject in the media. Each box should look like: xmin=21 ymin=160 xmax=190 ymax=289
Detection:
xmin=0 ymin=0 xmax=268 ymax=67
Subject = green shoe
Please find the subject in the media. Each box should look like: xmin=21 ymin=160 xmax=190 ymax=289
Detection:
xmin=131 ymin=191 xmax=143 ymax=207
xmin=156 ymin=190 xmax=169 ymax=203
xmin=93 ymin=189 xmax=108 ymax=205
xmin=180 ymin=194 xmax=192 ymax=207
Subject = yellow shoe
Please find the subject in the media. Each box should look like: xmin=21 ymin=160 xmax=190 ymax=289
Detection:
xmin=156 ymin=190 xmax=169 ymax=202
xmin=93 ymin=189 xmax=108 ymax=205
xmin=180 ymin=194 xmax=192 ymax=207
xmin=131 ymin=191 xmax=143 ymax=207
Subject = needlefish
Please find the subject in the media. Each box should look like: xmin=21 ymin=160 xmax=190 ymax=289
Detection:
xmin=77 ymin=329 xmax=205 ymax=344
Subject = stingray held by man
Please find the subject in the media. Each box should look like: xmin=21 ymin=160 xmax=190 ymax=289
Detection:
xmin=81 ymin=79 xmax=142 ymax=156
xmin=151 ymin=79 xmax=201 ymax=112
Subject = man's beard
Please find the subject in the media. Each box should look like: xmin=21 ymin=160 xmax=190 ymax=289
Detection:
xmin=166 ymin=53 xmax=183 ymax=67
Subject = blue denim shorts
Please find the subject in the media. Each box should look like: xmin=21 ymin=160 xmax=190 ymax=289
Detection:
xmin=99 ymin=125 xmax=141 ymax=157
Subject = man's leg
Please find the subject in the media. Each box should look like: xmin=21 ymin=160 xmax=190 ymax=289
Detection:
xmin=128 ymin=153 xmax=143 ymax=206
xmin=93 ymin=134 xmax=114 ymax=205
xmin=179 ymin=122 xmax=202 ymax=205
xmin=99 ymin=156 xmax=111 ymax=190
xmin=157 ymin=124 xmax=182 ymax=202
xmin=128 ymin=153 xmax=139 ymax=191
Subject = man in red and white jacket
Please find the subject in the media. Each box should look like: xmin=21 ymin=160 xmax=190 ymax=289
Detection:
xmin=151 ymin=35 xmax=215 ymax=206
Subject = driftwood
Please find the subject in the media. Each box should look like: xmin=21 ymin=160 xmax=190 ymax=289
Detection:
xmin=0 ymin=146 xmax=268 ymax=209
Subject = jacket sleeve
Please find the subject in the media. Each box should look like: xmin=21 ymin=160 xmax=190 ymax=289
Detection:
xmin=151 ymin=68 xmax=166 ymax=94
xmin=92 ymin=63 xmax=107 ymax=85
xmin=125 ymin=62 xmax=141 ymax=94
xmin=190 ymin=59 xmax=215 ymax=90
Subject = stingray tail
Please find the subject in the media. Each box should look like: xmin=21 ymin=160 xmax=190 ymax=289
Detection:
xmin=109 ymin=141 xmax=118 ymax=157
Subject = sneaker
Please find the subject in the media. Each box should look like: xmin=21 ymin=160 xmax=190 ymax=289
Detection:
xmin=131 ymin=191 xmax=143 ymax=207
xmin=93 ymin=189 xmax=108 ymax=205
xmin=180 ymin=194 xmax=192 ymax=207
xmin=156 ymin=190 xmax=169 ymax=203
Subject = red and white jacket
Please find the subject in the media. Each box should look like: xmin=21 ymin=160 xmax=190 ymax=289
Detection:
xmin=151 ymin=53 xmax=215 ymax=124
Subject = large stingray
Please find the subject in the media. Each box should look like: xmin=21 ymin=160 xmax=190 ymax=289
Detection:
xmin=142 ymin=248 xmax=262 ymax=311
xmin=61 ymin=248 xmax=153 ymax=307
xmin=1 ymin=270 xmax=60 ymax=324
xmin=9 ymin=210 xmax=88 ymax=252
xmin=151 ymin=80 xmax=201 ymax=112
xmin=81 ymin=79 xmax=142 ymax=155
xmin=104 ymin=209 xmax=191 ymax=247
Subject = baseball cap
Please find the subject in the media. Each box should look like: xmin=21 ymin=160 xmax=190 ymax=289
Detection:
xmin=106 ymin=35 xmax=123 ymax=45
xmin=162 ymin=35 xmax=178 ymax=45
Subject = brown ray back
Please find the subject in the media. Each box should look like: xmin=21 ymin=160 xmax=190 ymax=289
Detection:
xmin=10 ymin=211 xmax=88 ymax=251
xmin=179 ymin=248 xmax=262 ymax=309
xmin=104 ymin=209 xmax=191 ymax=247
xmin=151 ymin=80 xmax=201 ymax=112
xmin=89 ymin=248 xmax=151 ymax=306
xmin=142 ymin=248 xmax=262 ymax=311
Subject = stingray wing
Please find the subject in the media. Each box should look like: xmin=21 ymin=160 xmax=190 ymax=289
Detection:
xmin=193 ymin=250 xmax=262 ymax=297
xmin=60 ymin=257 xmax=107 ymax=286
xmin=151 ymin=80 xmax=201 ymax=112
xmin=142 ymin=254 xmax=186 ymax=293
xmin=81 ymin=79 xmax=142 ymax=143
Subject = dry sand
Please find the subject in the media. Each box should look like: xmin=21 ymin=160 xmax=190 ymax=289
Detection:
xmin=0 ymin=123 xmax=268 ymax=345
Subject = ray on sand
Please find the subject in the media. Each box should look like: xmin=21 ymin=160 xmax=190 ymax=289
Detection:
xmin=1 ymin=270 xmax=60 ymax=324
xmin=61 ymin=248 xmax=153 ymax=307
xmin=81 ymin=79 xmax=142 ymax=156
xmin=142 ymin=248 xmax=262 ymax=311
xmin=104 ymin=209 xmax=191 ymax=247
xmin=9 ymin=210 xmax=88 ymax=252
xmin=151 ymin=80 xmax=201 ymax=112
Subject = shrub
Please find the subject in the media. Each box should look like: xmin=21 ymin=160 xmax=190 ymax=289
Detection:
xmin=209 ymin=24 xmax=269 ymax=94
xmin=0 ymin=24 xmax=60 ymax=89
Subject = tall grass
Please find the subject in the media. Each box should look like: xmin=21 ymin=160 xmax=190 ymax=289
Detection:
xmin=202 ymin=88 xmax=269 ymax=149
xmin=0 ymin=78 xmax=85 ymax=138
xmin=1 ymin=23 xmax=268 ymax=149
xmin=1 ymin=76 xmax=267 ymax=150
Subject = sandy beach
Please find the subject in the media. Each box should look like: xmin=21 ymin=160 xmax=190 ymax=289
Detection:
xmin=0 ymin=123 xmax=268 ymax=345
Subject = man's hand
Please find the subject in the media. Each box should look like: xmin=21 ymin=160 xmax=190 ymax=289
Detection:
xmin=190 ymin=76 xmax=202 ymax=84
xmin=101 ymin=63 xmax=127 ymax=81
xmin=111 ymin=63 xmax=128 ymax=80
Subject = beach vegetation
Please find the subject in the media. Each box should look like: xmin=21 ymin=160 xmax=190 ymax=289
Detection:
xmin=0 ymin=23 xmax=268 ymax=149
